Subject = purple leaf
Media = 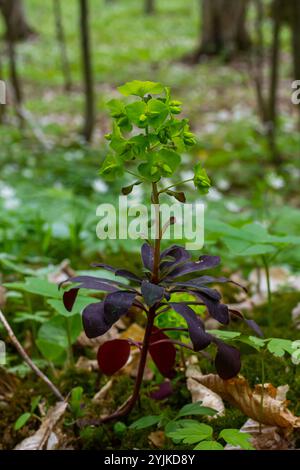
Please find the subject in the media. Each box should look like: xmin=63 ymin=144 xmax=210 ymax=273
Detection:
xmin=63 ymin=288 xmax=79 ymax=312
xmin=170 ymin=275 xmax=228 ymax=287
xmin=195 ymin=292 xmax=229 ymax=325
xmin=92 ymin=264 xmax=141 ymax=283
xmin=141 ymin=281 xmax=165 ymax=307
xmin=170 ymin=302 xmax=212 ymax=351
xmin=97 ymin=339 xmax=131 ymax=375
xmin=165 ymin=255 xmax=220 ymax=279
xmin=160 ymin=245 xmax=190 ymax=272
xmin=114 ymin=269 xmax=142 ymax=283
xmin=60 ymin=275 xmax=123 ymax=291
xmin=150 ymin=380 xmax=173 ymax=400
xmin=173 ymin=283 xmax=222 ymax=301
xmin=141 ymin=243 xmax=154 ymax=271
xmin=82 ymin=301 xmax=109 ymax=338
xmin=82 ymin=291 xmax=136 ymax=338
xmin=104 ymin=291 xmax=136 ymax=317
xmin=214 ymin=340 xmax=241 ymax=380
xmin=245 ymin=319 xmax=264 ymax=337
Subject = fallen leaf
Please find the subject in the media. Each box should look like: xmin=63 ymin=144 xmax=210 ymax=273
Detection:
xmin=14 ymin=401 xmax=67 ymax=450
xmin=119 ymin=323 xmax=144 ymax=343
xmin=186 ymin=364 xmax=224 ymax=417
xmin=148 ymin=431 xmax=165 ymax=448
xmin=47 ymin=260 xmax=75 ymax=285
xmin=193 ymin=374 xmax=300 ymax=429
xmin=225 ymin=418 xmax=293 ymax=450
xmin=75 ymin=356 xmax=98 ymax=372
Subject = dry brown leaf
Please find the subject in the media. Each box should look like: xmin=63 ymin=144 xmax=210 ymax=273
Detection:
xmin=225 ymin=419 xmax=293 ymax=450
xmin=14 ymin=401 xmax=67 ymax=450
xmin=194 ymin=374 xmax=300 ymax=429
xmin=119 ymin=323 xmax=145 ymax=343
xmin=47 ymin=260 xmax=75 ymax=285
xmin=75 ymin=356 xmax=98 ymax=372
xmin=148 ymin=431 xmax=165 ymax=448
xmin=185 ymin=364 xmax=224 ymax=417
xmin=0 ymin=367 xmax=19 ymax=402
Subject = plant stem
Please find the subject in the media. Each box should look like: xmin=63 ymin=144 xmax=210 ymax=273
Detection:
xmin=100 ymin=307 xmax=156 ymax=423
xmin=159 ymin=178 xmax=193 ymax=193
xmin=262 ymin=255 xmax=272 ymax=318
xmin=151 ymin=181 xmax=161 ymax=284
xmin=65 ymin=317 xmax=74 ymax=367
xmin=98 ymin=182 xmax=163 ymax=424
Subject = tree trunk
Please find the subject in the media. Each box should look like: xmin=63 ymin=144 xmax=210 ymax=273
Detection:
xmin=53 ymin=0 xmax=72 ymax=92
xmin=291 ymin=0 xmax=300 ymax=82
xmin=145 ymin=0 xmax=155 ymax=14
xmin=0 ymin=0 xmax=35 ymax=42
xmin=191 ymin=0 xmax=250 ymax=62
xmin=79 ymin=0 xmax=95 ymax=143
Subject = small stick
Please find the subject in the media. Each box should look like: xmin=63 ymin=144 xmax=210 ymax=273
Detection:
xmin=0 ymin=308 xmax=64 ymax=401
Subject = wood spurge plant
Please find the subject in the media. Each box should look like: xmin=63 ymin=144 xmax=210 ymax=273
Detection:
xmin=61 ymin=80 xmax=262 ymax=422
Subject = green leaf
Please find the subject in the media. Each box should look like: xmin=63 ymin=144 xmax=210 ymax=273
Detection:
xmin=99 ymin=154 xmax=124 ymax=181
xmin=168 ymin=422 xmax=213 ymax=445
xmin=4 ymin=278 xmax=60 ymax=299
xmin=70 ymin=386 xmax=84 ymax=418
xmin=30 ymin=395 xmax=41 ymax=413
xmin=147 ymin=99 xmax=169 ymax=128
xmin=177 ymin=402 xmax=217 ymax=418
xmin=219 ymin=429 xmax=254 ymax=450
xmin=194 ymin=441 xmax=224 ymax=450
xmin=36 ymin=315 xmax=81 ymax=362
xmin=207 ymin=330 xmax=241 ymax=341
xmin=125 ymin=101 xmax=147 ymax=127
xmin=138 ymin=149 xmax=181 ymax=181
xmin=47 ymin=296 xmax=98 ymax=317
xmin=106 ymin=99 xmax=126 ymax=118
xmin=267 ymin=338 xmax=293 ymax=357
xmin=118 ymin=80 xmax=164 ymax=97
xmin=129 ymin=415 xmax=162 ymax=430
xmin=14 ymin=412 xmax=31 ymax=431
xmin=193 ymin=163 xmax=211 ymax=194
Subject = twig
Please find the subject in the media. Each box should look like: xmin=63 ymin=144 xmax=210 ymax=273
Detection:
xmin=0 ymin=308 xmax=64 ymax=401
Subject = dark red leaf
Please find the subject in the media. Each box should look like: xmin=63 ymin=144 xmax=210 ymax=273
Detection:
xmin=149 ymin=328 xmax=176 ymax=378
xmin=63 ymin=288 xmax=79 ymax=312
xmin=97 ymin=339 xmax=131 ymax=375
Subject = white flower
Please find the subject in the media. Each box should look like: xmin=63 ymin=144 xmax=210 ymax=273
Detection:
xmin=0 ymin=184 xmax=15 ymax=199
xmin=92 ymin=179 xmax=108 ymax=193
xmin=4 ymin=198 xmax=20 ymax=210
